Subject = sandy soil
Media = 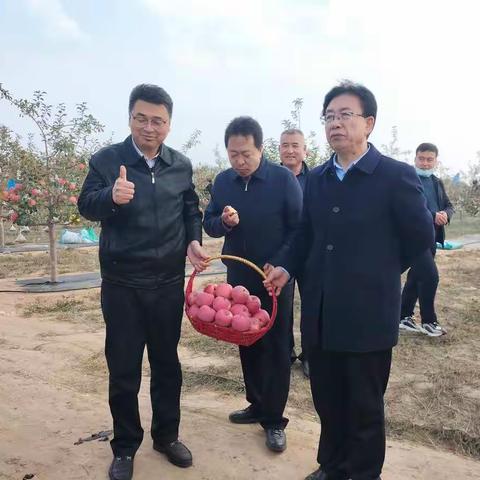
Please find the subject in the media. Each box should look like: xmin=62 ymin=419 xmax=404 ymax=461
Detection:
xmin=1 ymin=290 xmax=480 ymax=480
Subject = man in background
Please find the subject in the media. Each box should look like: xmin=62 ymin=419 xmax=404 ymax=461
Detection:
xmin=279 ymin=128 xmax=309 ymax=377
xmin=399 ymin=143 xmax=454 ymax=336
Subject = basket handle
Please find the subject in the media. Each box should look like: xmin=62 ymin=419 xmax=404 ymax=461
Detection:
xmin=204 ymin=254 xmax=267 ymax=279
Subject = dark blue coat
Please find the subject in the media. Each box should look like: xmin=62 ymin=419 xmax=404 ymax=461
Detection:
xmin=280 ymin=145 xmax=434 ymax=352
xmin=203 ymin=158 xmax=303 ymax=292
xmin=428 ymin=175 xmax=455 ymax=246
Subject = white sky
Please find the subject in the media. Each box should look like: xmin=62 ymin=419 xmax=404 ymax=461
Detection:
xmin=1 ymin=0 xmax=479 ymax=174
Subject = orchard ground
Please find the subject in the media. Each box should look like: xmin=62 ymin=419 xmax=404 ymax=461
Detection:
xmin=0 ymin=234 xmax=479 ymax=479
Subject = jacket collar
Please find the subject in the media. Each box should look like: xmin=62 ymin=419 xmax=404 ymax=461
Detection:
xmin=280 ymin=160 xmax=309 ymax=176
xmin=321 ymin=143 xmax=381 ymax=176
xmin=229 ymin=156 xmax=269 ymax=182
xmin=122 ymin=135 xmax=173 ymax=166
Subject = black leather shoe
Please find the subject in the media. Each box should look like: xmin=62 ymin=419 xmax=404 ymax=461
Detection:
xmin=153 ymin=440 xmax=192 ymax=468
xmin=229 ymin=406 xmax=261 ymax=424
xmin=304 ymin=468 xmax=351 ymax=480
xmin=302 ymin=359 xmax=310 ymax=378
xmin=108 ymin=456 xmax=133 ymax=480
xmin=291 ymin=348 xmax=298 ymax=364
xmin=265 ymin=428 xmax=286 ymax=452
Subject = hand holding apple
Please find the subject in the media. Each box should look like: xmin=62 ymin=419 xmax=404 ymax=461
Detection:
xmin=221 ymin=205 xmax=239 ymax=227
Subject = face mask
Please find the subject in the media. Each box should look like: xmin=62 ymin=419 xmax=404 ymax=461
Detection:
xmin=415 ymin=167 xmax=434 ymax=178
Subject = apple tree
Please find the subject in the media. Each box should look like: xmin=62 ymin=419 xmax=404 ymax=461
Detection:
xmin=0 ymin=84 xmax=104 ymax=282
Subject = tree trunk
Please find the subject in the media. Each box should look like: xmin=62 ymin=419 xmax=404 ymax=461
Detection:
xmin=48 ymin=222 xmax=58 ymax=283
xmin=0 ymin=218 xmax=4 ymax=249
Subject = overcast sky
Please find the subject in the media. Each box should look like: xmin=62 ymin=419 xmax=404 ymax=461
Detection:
xmin=1 ymin=0 xmax=479 ymax=174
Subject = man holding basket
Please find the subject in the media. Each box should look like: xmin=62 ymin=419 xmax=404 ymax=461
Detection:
xmin=203 ymin=116 xmax=303 ymax=453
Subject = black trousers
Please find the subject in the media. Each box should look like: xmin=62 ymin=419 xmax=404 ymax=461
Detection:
xmin=400 ymin=248 xmax=439 ymax=324
xmin=309 ymin=346 xmax=392 ymax=480
xmin=238 ymin=280 xmax=294 ymax=429
xmin=288 ymin=277 xmax=306 ymax=362
xmin=101 ymin=280 xmax=184 ymax=457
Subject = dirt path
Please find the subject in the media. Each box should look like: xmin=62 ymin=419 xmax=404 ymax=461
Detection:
xmin=1 ymin=291 xmax=479 ymax=480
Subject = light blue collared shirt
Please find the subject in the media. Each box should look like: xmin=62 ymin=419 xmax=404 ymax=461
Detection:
xmin=333 ymin=145 xmax=370 ymax=181
xmin=131 ymin=138 xmax=162 ymax=168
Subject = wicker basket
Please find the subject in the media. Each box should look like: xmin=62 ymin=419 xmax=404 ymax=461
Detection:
xmin=185 ymin=255 xmax=278 ymax=346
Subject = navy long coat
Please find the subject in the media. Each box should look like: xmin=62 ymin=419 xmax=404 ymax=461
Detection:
xmin=280 ymin=144 xmax=434 ymax=353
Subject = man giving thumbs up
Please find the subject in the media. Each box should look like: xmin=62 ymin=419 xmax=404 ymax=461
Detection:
xmin=78 ymin=84 xmax=208 ymax=480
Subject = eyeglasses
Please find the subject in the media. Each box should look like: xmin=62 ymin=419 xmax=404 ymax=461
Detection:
xmin=131 ymin=114 xmax=168 ymax=129
xmin=320 ymin=111 xmax=367 ymax=124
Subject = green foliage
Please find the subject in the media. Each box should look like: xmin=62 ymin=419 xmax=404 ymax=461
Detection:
xmin=0 ymin=84 xmax=104 ymax=226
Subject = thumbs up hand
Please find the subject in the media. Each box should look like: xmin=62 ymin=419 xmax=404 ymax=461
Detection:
xmin=112 ymin=165 xmax=135 ymax=205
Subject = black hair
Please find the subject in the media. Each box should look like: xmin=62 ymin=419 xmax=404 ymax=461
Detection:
xmin=224 ymin=116 xmax=263 ymax=149
xmin=322 ymin=80 xmax=377 ymax=119
xmin=128 ymin=84 xmax=173 ymax=117
xmin=416 ymin=143 xmax=438 ymax=156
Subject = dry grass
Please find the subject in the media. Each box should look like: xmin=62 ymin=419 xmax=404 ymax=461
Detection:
xmin=22 ymin=291 xmax=103 ymax=329
xmin=386 ymin=250 xmax=480 ymax=458
xmin=0 ymin=248 xmax=100 ymax=279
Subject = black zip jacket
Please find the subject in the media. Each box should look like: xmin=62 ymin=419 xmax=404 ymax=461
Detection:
xmin=78 ymin=136 xmax=202 ymax=288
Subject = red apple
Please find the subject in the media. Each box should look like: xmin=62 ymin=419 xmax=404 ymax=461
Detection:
xmin=195 ymin=291 xmax=214 ymax=307
xmin=10 ymin=212 xmax=18 ymax=223
xmin=215 ymin=309 xmax=233 ymax=327
xmin=250 ymin=318 xmax=261 ymax=332
xmin=31 ymin=188 xmax=41 ymax=196
xmin=212 ymin=296 xmax=231 ymax=312
xmin=253 ymin=309 xmax=270 ymax=327
xmin=68 ymin=196 xmax=77 ymax=205
xmin=197 ymin=305 xmax=216 ymax=323
xmin=203 ymin=283 xmax=217 ymax=295
xmin=68 ymin=182 xmax=76 ymax=190
xmin=232 ymin=285 xmax=249 ymax=304
xmin=58 ymin=178 xmax=67 ymax=186
xmin=28 ymin=199 xmax=37 ymax=207
xmin=216 ymin=283 xmax=233 ymax=299
xmin=246 ymin=295 xmax=261 ymax=314
xmin=231 ymin=304 xmax=250 ymax=316
xmin=188 ymin=304 xmax=199 ymax=320
xmin=231 ymin=314 xmax=251 ymax=332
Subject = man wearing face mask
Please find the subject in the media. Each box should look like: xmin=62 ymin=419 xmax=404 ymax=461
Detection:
xmin=203 ymin=116 xmax=303 ymax=454
xmin=399 ymin=143 xmax=454 ymax=336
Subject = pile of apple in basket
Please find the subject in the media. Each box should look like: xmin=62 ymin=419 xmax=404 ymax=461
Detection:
xmin=187 ymin=283 xmax=270 ymax=332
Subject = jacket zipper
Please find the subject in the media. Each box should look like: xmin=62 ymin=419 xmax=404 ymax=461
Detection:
xmin=243 ymin=177 xmax=250 ymax=252
xmin=150 ymin=166 xmax=161 ymax=283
